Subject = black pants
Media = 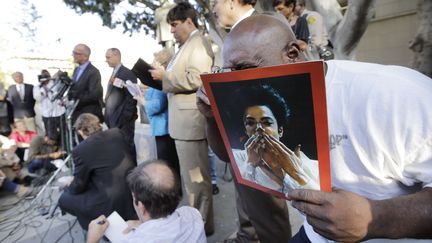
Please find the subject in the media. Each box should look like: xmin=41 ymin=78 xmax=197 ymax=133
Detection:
xmin=42 ymin=115 xmax=65 ymax=142
xmin=155 ymin=134 xmax=180 ymax=178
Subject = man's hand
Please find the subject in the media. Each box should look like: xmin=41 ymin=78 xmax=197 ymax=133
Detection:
xmin=123 ymin=220 xmax=141 ymax=234
xmin=288 ymin=188 xmax=373 ymax=242
xmin=87 ymin=215 xmax=109 ymax=243
xmin=196 ymin=86 xmax=213 ymax=118
xmin=49 ymin=151 xmax=66 ymax=159
xmin=11 ymin=163 xmax=21 ymax=172
xmin=149 ymin=66 xmax=165 ymax=81
xmin=0 ymin=169 xmax=5 ymax=187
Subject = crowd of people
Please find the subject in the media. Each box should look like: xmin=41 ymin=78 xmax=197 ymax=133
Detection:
xmin=1 ymin=0 xmax=431 ymax=242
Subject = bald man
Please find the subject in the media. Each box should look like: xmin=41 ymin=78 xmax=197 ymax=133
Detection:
xmin=68 ymin=43 xmax=104 ymax=124
xmin=198 ymin=15 xmax=432 ymax=242
xmin=87 ymin=160 xmax=206 ymax=243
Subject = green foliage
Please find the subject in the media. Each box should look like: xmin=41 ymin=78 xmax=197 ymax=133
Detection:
xmin=63 ymin=0 xmax=169 ymax=36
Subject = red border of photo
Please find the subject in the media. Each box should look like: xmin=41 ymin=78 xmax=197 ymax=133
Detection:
xmin=201 ymin=61 xmax=331 ymax=198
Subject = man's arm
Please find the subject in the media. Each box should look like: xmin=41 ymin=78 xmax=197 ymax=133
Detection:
xmin=77 ymin=68 xmax=103 ymax=105
xmin=87 ymin=215 xmax=109 ymax=243
xmin=288 ymin=187 xmax=432 ymax=242
xmin=68 ymin=150 xmax=90 ymax=194
xmin=162 ymin=38 xmax=213 ymax=93
xmin=196 ymin=87 xmax=229 ymax=162
xmin=117 ymin=67 xmax=138 ymax=124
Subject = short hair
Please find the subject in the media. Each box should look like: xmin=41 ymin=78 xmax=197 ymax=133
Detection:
xmin=108 ymin=48 xmax=121 ymax=58
xmin=76 ymin=43 xmax=91 ymax=57
xmin=41 ymin=69 xmax=51 ymax=77
xmin=12 ymin=72 xmax=23 ymax=78
xmin=240 ymin=0 xmax=257 ymax=6
xmin=167 ymin=2 xmax=199 ymax=28
xmin=73 ymin=113 xmax=101 ymax=137
xmin=14 ymin=119 xmax=26 ymax=128
xmin=127 ymin=160 xmax=182 ymax=219
xmin=233 ymin=83 xmax=291 ymax=129
xmin=153 ymin=48 xmax=174 ymax=69
xmin=274 ymin=0 xmax=296 ymax=9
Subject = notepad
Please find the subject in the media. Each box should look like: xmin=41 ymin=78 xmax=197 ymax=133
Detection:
xmin=104 ymin=211 xmax=129 ymax=243
xmin=131 ymin=58 xmax=163 ymax=90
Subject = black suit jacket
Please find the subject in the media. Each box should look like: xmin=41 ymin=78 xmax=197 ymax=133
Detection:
xmin=68 ymin=62 xmax=104 ymax=123
xmin=6 ymin=83 xmax=36 ymax=119
xmin=104 ymin=65 xmax=138 ymax=128
xmin=66 ymin=128 xmax=137 ymax=227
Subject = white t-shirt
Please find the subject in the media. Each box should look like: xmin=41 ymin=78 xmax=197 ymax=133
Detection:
xmin=304 ymin=60 xmax=432 ymax=243
xmin=233 ymin=149 xmax=319 ymax=193
xmin=121 ymin=206 xmax=206 ymax=243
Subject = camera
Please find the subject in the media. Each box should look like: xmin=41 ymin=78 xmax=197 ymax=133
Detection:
xmin=38 ymin=74 xmax=51 ymax=83
xmin=50 ymin=71 xmax=74 ymax=102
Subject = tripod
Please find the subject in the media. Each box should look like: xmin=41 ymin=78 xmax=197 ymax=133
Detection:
xmin=31 ymin=154 xmax=72 ymax=204
xmin=30 ymin=99 xmax=79 ymax=204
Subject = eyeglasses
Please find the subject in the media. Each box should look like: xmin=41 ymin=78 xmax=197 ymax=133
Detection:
xmin=72 ymin=51 xmax=83 ymax=56
xmin=211 ymin=65 xmax=258 ymax=73
xmin=211 ymin=66 xmax=233 ymax=73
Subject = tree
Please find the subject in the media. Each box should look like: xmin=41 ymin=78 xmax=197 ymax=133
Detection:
xmin=62 ymin=0 xmax=431 ymax=78
xmin=409 ymin=0 xmax=432 ymax=78
xmin=62 ymin=0 xmax=374 ymax=57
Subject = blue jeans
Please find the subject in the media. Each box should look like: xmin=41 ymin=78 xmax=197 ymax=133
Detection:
xmin=2 ymin=179 xmax=18 ymax=193
xmin=208 ymin=146 xmax=217 ymax=185
xmin=28 ymin=159 xmax=57 ymax=173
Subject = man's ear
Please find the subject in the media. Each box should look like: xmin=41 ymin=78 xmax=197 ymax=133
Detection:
xmin=137 ymin=201 xmax=146 ymax=216
xmin=77 ymin=130 xmax=85 ymax=138
xmin=282 ymin=41 xmax=301 ymax=63
xmin=278 ymin=126 xmax=284 ymax=138
xmin=186 ymin=17 xmax=193 ymax=26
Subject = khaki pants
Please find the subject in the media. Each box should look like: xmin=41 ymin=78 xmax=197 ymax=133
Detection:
xmin=175 ymin=139 xmax=214 ymax=234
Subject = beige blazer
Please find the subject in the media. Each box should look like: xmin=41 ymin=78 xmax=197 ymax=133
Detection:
xmin=162 ymin=31 xmax=214 ymax=140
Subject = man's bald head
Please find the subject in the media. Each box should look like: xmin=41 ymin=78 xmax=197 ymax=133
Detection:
xmin=223 ymin=14 xmax=304 ymax=70
xmin=142 ymin=161 xmax=176 ymax=190
xmin=127 ymin=160 xmax=182 ymax=219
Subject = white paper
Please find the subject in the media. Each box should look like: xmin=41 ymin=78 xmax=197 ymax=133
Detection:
xmin=124 ymin=80 xmax=142 ymax=98
xmin=104 ymin=211 xmax=129 ymax=243
xmin=113 ymin=78 xmax=125 ymax=88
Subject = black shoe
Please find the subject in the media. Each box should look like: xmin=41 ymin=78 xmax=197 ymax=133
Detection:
xmin=22 ymin=175 xmax=37 ymax=186
xmin=212 ymin=184 xmax=219 ymax=195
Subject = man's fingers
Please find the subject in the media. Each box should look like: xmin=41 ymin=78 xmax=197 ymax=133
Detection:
xmin=305 ymin=215 xmax=334 ymax=241
xmin=288 ymin=189 xmax=328 ymax=204
xmin=196 ymin=86 xmax=210 ymax=105
xmin=291 ymin=199 xmax=325 ymax=220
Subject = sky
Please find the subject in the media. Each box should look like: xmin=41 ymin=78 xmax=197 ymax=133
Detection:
xmin=0 ymin=0 xmax=160 ymax=85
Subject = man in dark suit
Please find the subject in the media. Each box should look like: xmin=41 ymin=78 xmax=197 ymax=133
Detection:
xmin=58 ymin=113 xmax=137 ymax=230
xmin=7 ymin=71 xmax=36 ymax=131
xmin=68 ymin=44 xmax=104 ymax=124
xmin=104 ymin=48 xmax=137 ymax=160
